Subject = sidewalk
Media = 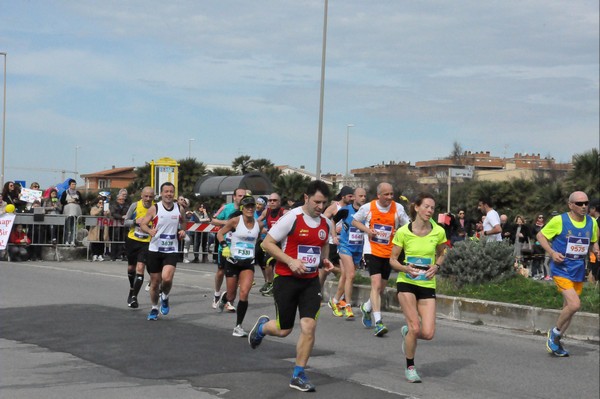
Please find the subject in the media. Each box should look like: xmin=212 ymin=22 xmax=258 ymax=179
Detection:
xmin=323 ymin=281 xmax=600 ymax=342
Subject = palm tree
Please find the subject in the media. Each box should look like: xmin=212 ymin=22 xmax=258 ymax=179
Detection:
xmin=232 ymin=155 xmax=253 ymax=174
xmin=275 ymin=173 xmax=312 ymax=202
xmin=210 ymin=167 xmax=238 ymax=176
xmin=178 ymin=158 xmax=207 ymax=199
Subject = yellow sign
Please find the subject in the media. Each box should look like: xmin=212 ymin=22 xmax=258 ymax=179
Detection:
xmin=150 ymin=157 xmax=180 ymax=197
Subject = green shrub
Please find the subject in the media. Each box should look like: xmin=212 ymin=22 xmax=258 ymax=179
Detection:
xmin=440 ymin=239 xmax=515 ymax=287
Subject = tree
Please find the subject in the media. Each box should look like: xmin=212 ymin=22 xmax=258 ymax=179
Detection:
xmin=210 ymin=167 xmax=238 ymax=176
xmin=450 ymin=141 xmax=466 ymax=166
xmin=232 ymin=155 xmax=253 ymax=174
xmin=177 ymin=158 xmax=207 ymax=199
xmin=275 ymin=173 xmax=312 ymax=202
xmin=128 ymin=164 xmax=151 ymax=194
xmin=565 ymin=148 xmax=599 ymax=198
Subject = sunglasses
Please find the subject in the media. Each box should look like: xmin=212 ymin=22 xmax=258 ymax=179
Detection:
xmin=537 ymin=216 xmax=544 ymax=219
xmin=572 ymin=201 xmax=589 ymax=207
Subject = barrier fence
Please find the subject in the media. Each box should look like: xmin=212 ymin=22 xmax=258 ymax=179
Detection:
xmin=4 ymin=214 xmax=220 ymax=262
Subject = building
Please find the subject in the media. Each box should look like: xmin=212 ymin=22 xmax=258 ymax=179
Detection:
xmin=80 ymin=166 xmax=137 ymax=193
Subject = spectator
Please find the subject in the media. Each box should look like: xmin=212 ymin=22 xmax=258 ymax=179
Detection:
xmin=8 ymin=224 xmax=31 ymax=261
xmin=454 ymin=209 xmax=473 ymax=237
xmin=42 ymin=188 xmax=62 ymax=244
xmin=109 ymin=194 xmax=129 ymax=261
xmin=451 ymin=227 xmax=467 ymax=245
xmin=530 ymin=214 xmax=549 ymax=280
xmin=60 ymin=179 xmax=82 ymax=245
xmin=0 ymin=193 xmax=7 ymax=215
xmin=2 ymin=181 xmax=25 ymax=212
xmin=88 ymin=196 xmax=110 ymax=261
xmin=500 ymin=214 xmax=512 ymax=242
xmin=510 ymin=215 xmax=530 ymax=266
xmin=26 ymin=200 xmax=44 ymax=260
xmin=190 ymin=203 xmax=211 ymax=263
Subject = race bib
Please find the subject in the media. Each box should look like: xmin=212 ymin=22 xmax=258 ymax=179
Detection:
xmin=158 ymin=233 xmax=176 ymax=252
xmin=233 ymin=241 xmax=255 ymax=259
xmin=298 ymin=245 xmax=321 ymax=273
xmin=565 ymin=236 xmax=590 ymax=260
xmin=405 ymin=256 xmax=431 ymax=281
xmin=134 ymin=226 xmax=149 ymax=239
xmin=371 ymin=223 xmax=392 ymax=245
xmin=348 ymin=227 xmax=364 ymax=246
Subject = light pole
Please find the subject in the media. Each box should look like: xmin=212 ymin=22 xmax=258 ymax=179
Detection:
xmin=188 ymin=138 xmax=195 ymax=158
xmin=345 ymin=124 xmax=354 ymax=177
xmin=0 ymin=52 xmax=6 ymax=188
xmin=75 ymin=145 xmax=81 ymax=177
xmin=315 ymin=0 xmax=328 ymax=180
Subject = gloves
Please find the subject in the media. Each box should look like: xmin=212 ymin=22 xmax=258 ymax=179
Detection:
xmin=222 ymin=246 xmax=231 ymax=258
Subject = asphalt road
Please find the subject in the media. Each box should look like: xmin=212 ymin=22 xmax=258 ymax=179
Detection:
xmin=1 ymin=260 xmax=598 ymax=399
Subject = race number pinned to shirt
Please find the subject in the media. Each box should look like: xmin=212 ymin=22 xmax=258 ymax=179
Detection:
xmin=298 ymin=245 xmax=321 ymax=273
xmin=233 ymin=241 xmax=255 ymax=259
xmin=371 ymin=223 xmax=392 ymax=245
xmin=405 ymin=256 xmax=431 ymax=281
xmin=348 ymin=227 xmax=364 ymax=246
xmin=565 ymin=236 xmax=590 ymax=260
xmin=158 ymin=233 xmax=177 ymax=252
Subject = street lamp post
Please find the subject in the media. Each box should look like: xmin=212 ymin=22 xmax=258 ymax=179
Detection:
xmin=345 ymin=124 xmax=354 ymax=177
xmin=188 ymin=138 xmax=195 ymax=158
xmin=315 ymin=0 xmax=328 ymax=180
xmin=1 ymin=52 xmax=6 ymax=188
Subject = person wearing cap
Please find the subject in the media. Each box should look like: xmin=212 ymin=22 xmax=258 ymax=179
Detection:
xmin=256 ymin=192 xmax=287 ymax=296
xmin=211 ymin=187 xmax=247 ymax=311
xmin=323 ymin=185 xmax=354 ymax=317
xmin=537 ymin=191 xmax=599 ymax=357
xmin=352 ymin=182 xmax=410 ymax=337
xmin=215 ymin=195 xmax=260 ymax=337
xmin=330 ymin=187 xmax=368 ymax=320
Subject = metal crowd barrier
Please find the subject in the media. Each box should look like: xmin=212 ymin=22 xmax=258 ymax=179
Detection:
xmin=5 ymin=214 xmax=221 ymax=263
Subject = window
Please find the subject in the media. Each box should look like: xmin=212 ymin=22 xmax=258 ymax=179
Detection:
xmin=98 ymin=179 xmax=110 ymax=189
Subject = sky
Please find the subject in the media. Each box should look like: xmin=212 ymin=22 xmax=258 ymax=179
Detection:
xmin=1 ymin=0 xmax=598 ymax=189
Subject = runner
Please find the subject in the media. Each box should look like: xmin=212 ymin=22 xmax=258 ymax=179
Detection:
xmin=210 ymin=187 xmax=246 ymax=311
xmin=248 ymin=180 xmax=334 ymax=392
xmin=537 ymin=191 xmax=599 ymax=356
xmin=123 ymin=186 xmax=154 ymax=309
xmin=329 ymin=187 xmax=367 ymax=319
xmin=389 ymin=193 xmax=447 ymax=383
xmin=215 ymin=195 xmax=260 ymax=337
xmin=352 ymin=182 xmax=410 ymax=336
xmin=137 ymin=182 xmax=187 ymax=321
xmin=256 ymin=192 xmax=287 ymax=296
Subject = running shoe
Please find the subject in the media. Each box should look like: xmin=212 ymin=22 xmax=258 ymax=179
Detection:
xmin=359 ymin=303 xmax=372 ymax=328
xmin=544 ymin=276 xmax=551 ymax=281
xmin=145 ymin=282 xmax=150 ymax=292
xmin=183 ymin=258 xmax=190 ymax=264
xmin=160 ymin=294 xmax=170 ymax=315
xmin=232 ymin=325 xmax=248 ymax=337
xmin=400 ymin=325 xmax=409 ymax=354
xmin=338 ymin=299 xmax=348 ymax=308
xmin=248 ymin=315 xmax=270 ymax=349
xmin=128 ymin=295 xmax=139 ymax=309
xmin=147 ymin=308 xmax=159 ymax=321
xmin=374 ymin=321 xmax=388 ymax=337
xmin=289 ymin=374 xmax=316 ymax=392
xmin=212 ymin=295 xmax=220 ymax=309
xmin=259 ymin=282 xmax=270 ymax=294
xmin=225 ymin=302 xmax=236 ymax=312
xmin=92 ymin=255 xmax=98 ymax=262
xmin=344 ymin=305 xmax=354 ymax=320
xmin=127 ymin=291 xmax=133 ymax=306
xmin=546 ymin=329 xmax=569 ymax=357
xmin=97 ymin=255 xmax=104 ymax=262
xmin=405 ymin=366 xmax=422 ymax=383
xmin=262 ymin=282 xmax=274 ymax=297
xmin=217 ymin=292 xmax=226 ymax=313
xmin=328 ymin=299 xmax=343 ymax=317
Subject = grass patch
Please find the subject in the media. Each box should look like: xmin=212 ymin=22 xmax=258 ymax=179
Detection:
xmin=351 ymin=273 xmax=600 ymax=314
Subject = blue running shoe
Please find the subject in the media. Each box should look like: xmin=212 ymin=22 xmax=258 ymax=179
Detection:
xmin=400 ymin=325 xmax=409 ymax=354
xmin=160 ymin=294 xmax=170 ymax=315
xmin=374 ymin=321 xmax=388 ymax=337
xmin=248 ymin=315 xmax=269 ymax=349
xmin=546 ymin=330 xmax=569 ymax=357
xmin=360 ymin=303 xmax=372 ymax=328
xmin=289 ymin=374 xmax=316 ymax=392
xmin=147 ymin=308 xmax=159 ymax=321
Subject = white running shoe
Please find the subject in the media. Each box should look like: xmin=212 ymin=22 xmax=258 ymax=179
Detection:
xmin=232 ymin=325 xmax=248 ymax=337
xmin=225 ymin=302 xmax=236 ymax=312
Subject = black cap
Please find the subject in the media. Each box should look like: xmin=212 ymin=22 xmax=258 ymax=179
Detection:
xmin=241 ymin=195 xmax=256 ymax=207
xmin=337 ymin=186 xmax=354 ymax=198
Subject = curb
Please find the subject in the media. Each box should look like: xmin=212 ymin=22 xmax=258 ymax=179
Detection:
xmin=323 ymin=281 xmax=600 ymax=342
